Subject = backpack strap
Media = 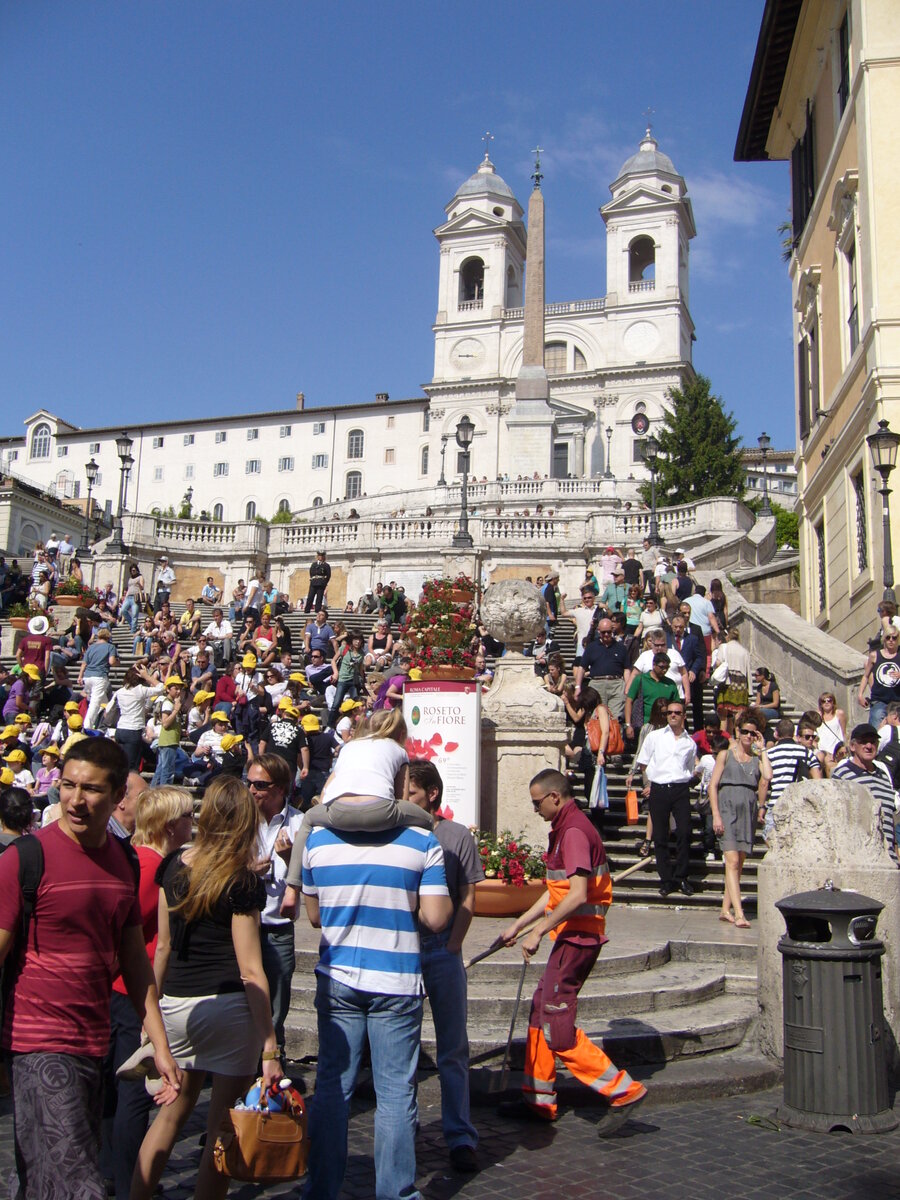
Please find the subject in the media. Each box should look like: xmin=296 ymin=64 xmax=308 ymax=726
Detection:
xmin=15 ymin=834 xmax=44 ymax=949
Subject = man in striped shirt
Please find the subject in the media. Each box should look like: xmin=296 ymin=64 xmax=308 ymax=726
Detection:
xmin=763 ymin=717 xmax=823 ymax=840
xmin=301 ymin=822 xmax=452 ymax=1200
xmin=832 ymin=723 xmax=899 ymax=863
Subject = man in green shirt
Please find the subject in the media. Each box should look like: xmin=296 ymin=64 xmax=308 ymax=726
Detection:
xmin=152 ymin=675 xmax=185 ymax=786
xmin=328 ymin=631 xmax=365 ymax=727
xmin=624 ymin=653 xmax=679 ymax=737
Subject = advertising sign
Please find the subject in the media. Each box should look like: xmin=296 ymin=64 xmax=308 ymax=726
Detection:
xmin=402 ymin=680 xmax=482 ymax=829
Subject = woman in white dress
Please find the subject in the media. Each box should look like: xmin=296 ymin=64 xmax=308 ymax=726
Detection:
xmin=816 ymin=692 xmax=847 ymax=756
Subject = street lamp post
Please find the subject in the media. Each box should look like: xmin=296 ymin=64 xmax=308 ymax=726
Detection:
xmin=438 ymin=435 xmax=449 ymax=487
xmin=604 ymin=426 xmax=614 ymax=479
xmin=82 ymin=457 xmax=99 ymax=557
xmin=867 ymin=418 xmax=900 ymax=605
xmin=758 ymin=431 xmax=772 ymax=516
xmin=644 ymin=433 xmax=663 ymax=546
xmin=106 ymin=432 xmax=135 ymax=555
xmin=451 ymin=415 xmax=475 ymax=549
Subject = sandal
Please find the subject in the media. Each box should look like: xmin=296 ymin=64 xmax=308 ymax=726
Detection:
xmin=637 ymin=839 xmax=651 ymax=858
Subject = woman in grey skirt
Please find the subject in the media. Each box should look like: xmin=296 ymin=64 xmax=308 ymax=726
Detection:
xmin=708 ymin=711 xmax=772 ymax=928
xmin=132 ymin=776 xmax=282 ymax=1200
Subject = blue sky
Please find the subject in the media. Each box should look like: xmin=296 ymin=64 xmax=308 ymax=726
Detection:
xmin=1 ymin=1 xmax=794 ymax=449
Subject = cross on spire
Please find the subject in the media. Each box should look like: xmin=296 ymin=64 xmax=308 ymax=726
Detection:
xmin=481 ymin=130 xmax=494 ymax=161
xmin=643 ymin=106 xmax=656 ymax=137
xmin=531 ymin=145 xmax=543 ymax=189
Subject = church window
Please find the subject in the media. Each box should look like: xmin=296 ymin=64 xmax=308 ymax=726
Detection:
xmin=459 ymin=257 xmax=484 ymax=307
xmin=573 ymin=346 xmax=587 ymax=371
xmin=245 ymin=501 xmax=257 ymax=520
xmin=345 ymin=470 xmax=362 ymax=500
xmin=420 ymin=445 xmax=429 ymax=475
xmin=628 ymin=237 xmax=656 ymax=285
xmin=632 ymin=439 xmax=646 ymax=464
xmin=212 ymin=503 xmax=224 ymax=520
xmin=347 ymin=429 xmax=365 ymax=459
xmin=30 ymin=423 xmax=51 ymax=460
xmin=545 ymin=342 xmax=567 ymax=373
xmin=277 ymin=498 xmax=291 ymax=514
xmin=634 ymin=401 xmax=647 ymax=413
xmin=422 ymin=410 xmax=430 ymax=433
xmin=312 ymin=496 xmax=323 ymax=508
xmin=456 ymin=450 xmax=470 ymax=475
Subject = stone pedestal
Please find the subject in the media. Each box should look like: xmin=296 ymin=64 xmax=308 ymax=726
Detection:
xmin=480 ymin=652 xmax=567 ymax=847
xmin=757 ymin=779 xmax=900 ymax=1071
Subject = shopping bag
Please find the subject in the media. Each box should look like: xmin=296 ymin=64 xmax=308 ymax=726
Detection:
xmin=625 ymin=788 xmax=640 ymax=824
xmin=588 ymin=766 xmax=609 ymax=810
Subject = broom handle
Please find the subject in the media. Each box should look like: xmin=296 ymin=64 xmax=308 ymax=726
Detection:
xmin=464 ymin=916 xmax=543 ymax=970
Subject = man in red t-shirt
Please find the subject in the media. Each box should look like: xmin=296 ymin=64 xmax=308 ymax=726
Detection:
xmin=0 ymin=738 xmax=182 ymax=1199
xmin=15 ymin=614 xmax=54 ymax=678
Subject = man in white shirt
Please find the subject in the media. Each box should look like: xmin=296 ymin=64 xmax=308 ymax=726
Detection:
xmin=244 ymin=575 xmax=262 ymax=616
xmin=248 ymin=754 xmax=305 ymax=1058
xmin=628 ymin=629 xmax=690 ymax=704
xmin=154 ymin=557 xmax=176 ymax=613
xmin=563 ymin=584 xmax=600 ymax=663
xmin=635 ymin=698 xmax=698 ymax=898
xmin=203 ymin=607 xmax=233 ymax=665
xmin=200 ymin=577 xmax=222 ymax=604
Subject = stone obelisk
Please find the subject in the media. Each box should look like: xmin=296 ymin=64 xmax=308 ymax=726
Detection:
xmin=506 ymin=147 xmax=555 ymax=475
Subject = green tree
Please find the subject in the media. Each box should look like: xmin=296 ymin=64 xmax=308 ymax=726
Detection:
xmin=746 ymin=497 xmax=799 ymax=549
xmin=638 ymin=375 xmax=745 ymax=506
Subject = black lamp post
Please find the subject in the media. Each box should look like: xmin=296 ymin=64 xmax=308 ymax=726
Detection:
xmin=867 ymin=418 xmax=900 ymax=605
xmin=82 ymin=457 xmax=99 ymax=556
xmin=758 ymin=431 xmax=772 ymax=516
xmin=452 ymin=415 xmax=475 ymax=549
xmin=107 ymin=432 xmax=135 ymax=554
xmin=438 ymin=435 xmax=449 ymax=487
xmin=604 ymin=426 xmax=614 ymax=479
xmin=644 ymin=432 xmax=663 ymax=546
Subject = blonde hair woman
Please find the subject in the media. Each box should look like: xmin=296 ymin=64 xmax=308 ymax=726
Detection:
xmin=132 ymin=777 xmax=280 ymax=1200
xmin=281 ymin=708 xmax=431 ymax=914
xmin=108 ymin=787 xmax=193 ymax=1200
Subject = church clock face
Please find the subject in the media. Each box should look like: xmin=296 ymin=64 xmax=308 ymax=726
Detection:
xmin=450 ymin=338 xmax=485 ymax=370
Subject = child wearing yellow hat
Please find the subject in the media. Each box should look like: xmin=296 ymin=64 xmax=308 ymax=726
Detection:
xmin=34 ymin=747 xmax=61 ymax=800
xmin=4 ymin=747 xmax=35 ymax=792
xmin=60 ymin=714 xmax=87 ymax=757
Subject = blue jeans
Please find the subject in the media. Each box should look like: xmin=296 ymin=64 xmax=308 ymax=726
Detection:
xmin=302 ymin=974 xmax=423 ymax=1200
xmin=420 ymin=931 xmax=477 ymax=1150
xmin=327 ymin=678 xmax=357 ymax=727
xmin=120 ymin=595 xmax=141 ymax=633
xmin=260 ymin=923 xmax=296 ymax=1057
xmin=151 ymin=744 xmax=179 ymax=787
xmin=869 ymin=701 xmax=888 ymax=730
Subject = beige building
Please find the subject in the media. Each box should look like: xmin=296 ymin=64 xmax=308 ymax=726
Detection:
xmin=736 ymin=0 xmax=900 ymax=651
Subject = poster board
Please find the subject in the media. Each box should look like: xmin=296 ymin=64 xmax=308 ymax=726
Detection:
xmin=402 ymin=680 xmax=482 ymax=829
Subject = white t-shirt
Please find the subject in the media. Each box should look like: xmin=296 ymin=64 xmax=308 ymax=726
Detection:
xmin=321 ymin=738 xmax=409 ymax=806
xmin=114 ymin=684 xmax=164 ymax=731
xmin=572 ymin=605 xmax=598 ymax=654
xmin=245 ymin=578 xmax=262 ymax=608
xmin=633 ymin=648 xmax=686 ymax=695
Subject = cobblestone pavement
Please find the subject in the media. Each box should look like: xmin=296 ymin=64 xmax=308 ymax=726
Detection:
xmin=2 ymin=1076 xmax=898 ymax=1200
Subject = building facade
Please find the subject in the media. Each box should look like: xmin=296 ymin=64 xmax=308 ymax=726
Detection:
xmin=737 ymin=0 xmax=900 ymax=651
xmin=1 ymin=132 xmax=697 ymax=526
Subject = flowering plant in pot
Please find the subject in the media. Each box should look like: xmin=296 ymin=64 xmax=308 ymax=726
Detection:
xmin=474 ymin=829 xmax=547 ymax=885
xmin=402 ymin=575 xmax=478 ymax=673
xmin=56 ymin=578 xmax=98 ymax=603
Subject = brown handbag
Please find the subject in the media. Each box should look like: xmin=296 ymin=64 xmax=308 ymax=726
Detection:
xmin=213 ymin=1092 xmax=308 ymax=1182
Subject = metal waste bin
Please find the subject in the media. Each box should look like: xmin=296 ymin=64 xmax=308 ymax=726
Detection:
xmin=776 ymin=883 xmax=897 ymax=1133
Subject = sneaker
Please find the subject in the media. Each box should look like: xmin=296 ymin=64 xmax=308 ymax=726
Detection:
xmin=497 ymin=1098 xmax=556 ymax=1123
xmin=449 ymin=1145 xmax=479 ymax=1173
xmin=705 ymin=851 xmax=715 ymax=862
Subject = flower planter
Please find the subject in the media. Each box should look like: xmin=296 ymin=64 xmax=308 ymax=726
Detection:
xmin=54 ymin=596 xmax=83 ymax=607
xmin=417 ymin=665 xmax=476 ymax=682
xmin=450 ymin=589 xmax=475 ymax=604
xmin=474 ymin=878 xmax=546 ymax=917
xmin=9 ymin=617 xmax=28 ymax=631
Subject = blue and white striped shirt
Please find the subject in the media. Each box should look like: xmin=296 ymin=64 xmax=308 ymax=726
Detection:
xmin=302 ymin=825 xmax=448 ymax=995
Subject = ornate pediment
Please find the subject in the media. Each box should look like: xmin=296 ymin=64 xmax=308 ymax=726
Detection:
xmin=794 ymin=265 xmax=821 ymax=322
xmin=826 ymin=170 xmax=859 ymax=242
xmin=434 ymin=209 xmax=526 ymax=240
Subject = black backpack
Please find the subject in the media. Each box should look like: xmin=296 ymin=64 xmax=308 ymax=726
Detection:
xmin=877 ymin=726 xmax=900 ymax=790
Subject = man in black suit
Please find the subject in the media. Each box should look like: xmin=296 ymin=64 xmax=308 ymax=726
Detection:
xmin=667 ymin=614 xmax=706 ymax=731
xmin=305 ymin=549 xmax=331 ymax=614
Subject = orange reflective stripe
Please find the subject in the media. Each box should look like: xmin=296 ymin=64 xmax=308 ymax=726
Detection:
xmin=545 ymin=867 xmax=613 ymax=939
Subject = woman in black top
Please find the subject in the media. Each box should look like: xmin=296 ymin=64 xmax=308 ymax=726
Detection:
xmin=132 ymin=777 xmax=280 ymax=1200
xmin=274 ymin=615 xmax=292 ymax=658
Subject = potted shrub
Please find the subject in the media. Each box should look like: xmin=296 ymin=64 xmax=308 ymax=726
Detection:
xmin=472 ymin=829 xmax=547 ymax=916
xmin=55 ymin=579 xmax=97 ymax=607
xmin=403 ymin=575 xmax=478 ymax=680
xmin=6 ymin=602 xmax=34 ymax=630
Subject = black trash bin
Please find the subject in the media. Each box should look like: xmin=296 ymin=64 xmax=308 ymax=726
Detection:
xmin=776 ymin=884 xmax=897 ymax=1133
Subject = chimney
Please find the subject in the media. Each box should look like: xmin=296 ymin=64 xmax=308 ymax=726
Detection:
xmin=296 ymin=392 xmax=305 ymax=410
xmin=375 ymin=392 xmax=389 ymax=404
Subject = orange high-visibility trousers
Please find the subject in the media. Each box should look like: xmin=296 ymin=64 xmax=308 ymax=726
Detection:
xmin=521 ymin=938 xmax=644 ymax=1118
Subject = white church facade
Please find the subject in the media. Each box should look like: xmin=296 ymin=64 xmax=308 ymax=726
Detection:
xmin=1 ymin=131 xmax=696 ymax=526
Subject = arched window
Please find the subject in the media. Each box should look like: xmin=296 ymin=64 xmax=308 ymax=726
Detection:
xmin=545 ymin=341 xmax=567 ymax=373
xmin=277 ymin=498 xmax=290 ymax=514
xmin=573 ymin=346 xmax=587 ymax=371
xmin=245 ymin=501 xmax=256 ymax=520
xmin=30 ymin=422 xmax=51 ymax=460
xmin=629 ymin=236 xmax=656 ymax=283
xmin=347 ymin=429 xmax=365 ymax=459
xmin=459 ymin=257 xmax=484 ymax=305
xmin=421 ymin=445 xmax=429 ymax=475
xmin=212 ymin=503 xmax=224 ymax=521
xmin=345 ymin=471 xmax=362 ymax=500
xmin=312 ymin=496 xmax=324 ymax=508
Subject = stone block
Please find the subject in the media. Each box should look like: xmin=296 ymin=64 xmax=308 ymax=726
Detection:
xmin=756 ymin=779 xmax=900 ymax=1069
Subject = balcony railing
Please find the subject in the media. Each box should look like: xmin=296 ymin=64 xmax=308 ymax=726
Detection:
xmin=628 ymin=280 xmax=655 ymax=293
xmin=457 ymin=299 xmax=483 ymax=312
xmin=502 ymin=297 xmax=606 ymax=320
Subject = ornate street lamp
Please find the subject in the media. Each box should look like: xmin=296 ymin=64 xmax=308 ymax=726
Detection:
xmin=604 ymin=426 xmax=614 ymax=479
xmin=438 ymin=434 xmax=449 ymax=487
xmin=644 ymin=432 xmax=663 ymax=546
xmin=452 ymin=415 xmax=475 ymax=549
xmin=867 ymin=418 xmax=900 ymax=604
xmin=107 ymin=432 xmax=135 ymax=554
xmin=758 ymin=431 xmax=772 ymax=516
xmin=82 ymin=457 xmax=99 ymax=557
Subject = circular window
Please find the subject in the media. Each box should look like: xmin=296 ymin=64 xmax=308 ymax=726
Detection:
xmin=493 ymin=206 xmax=504 ymax=217
xmin=635 ymin=401 xmax=647 ymax=413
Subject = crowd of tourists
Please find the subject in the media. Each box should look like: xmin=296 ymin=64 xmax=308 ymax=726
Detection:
xmin=1 ymin=535 xmax=899 ymax=1200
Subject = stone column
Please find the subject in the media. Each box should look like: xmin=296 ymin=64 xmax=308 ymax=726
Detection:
xmin=757 ymin=779 xmax=900 ymax=1070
